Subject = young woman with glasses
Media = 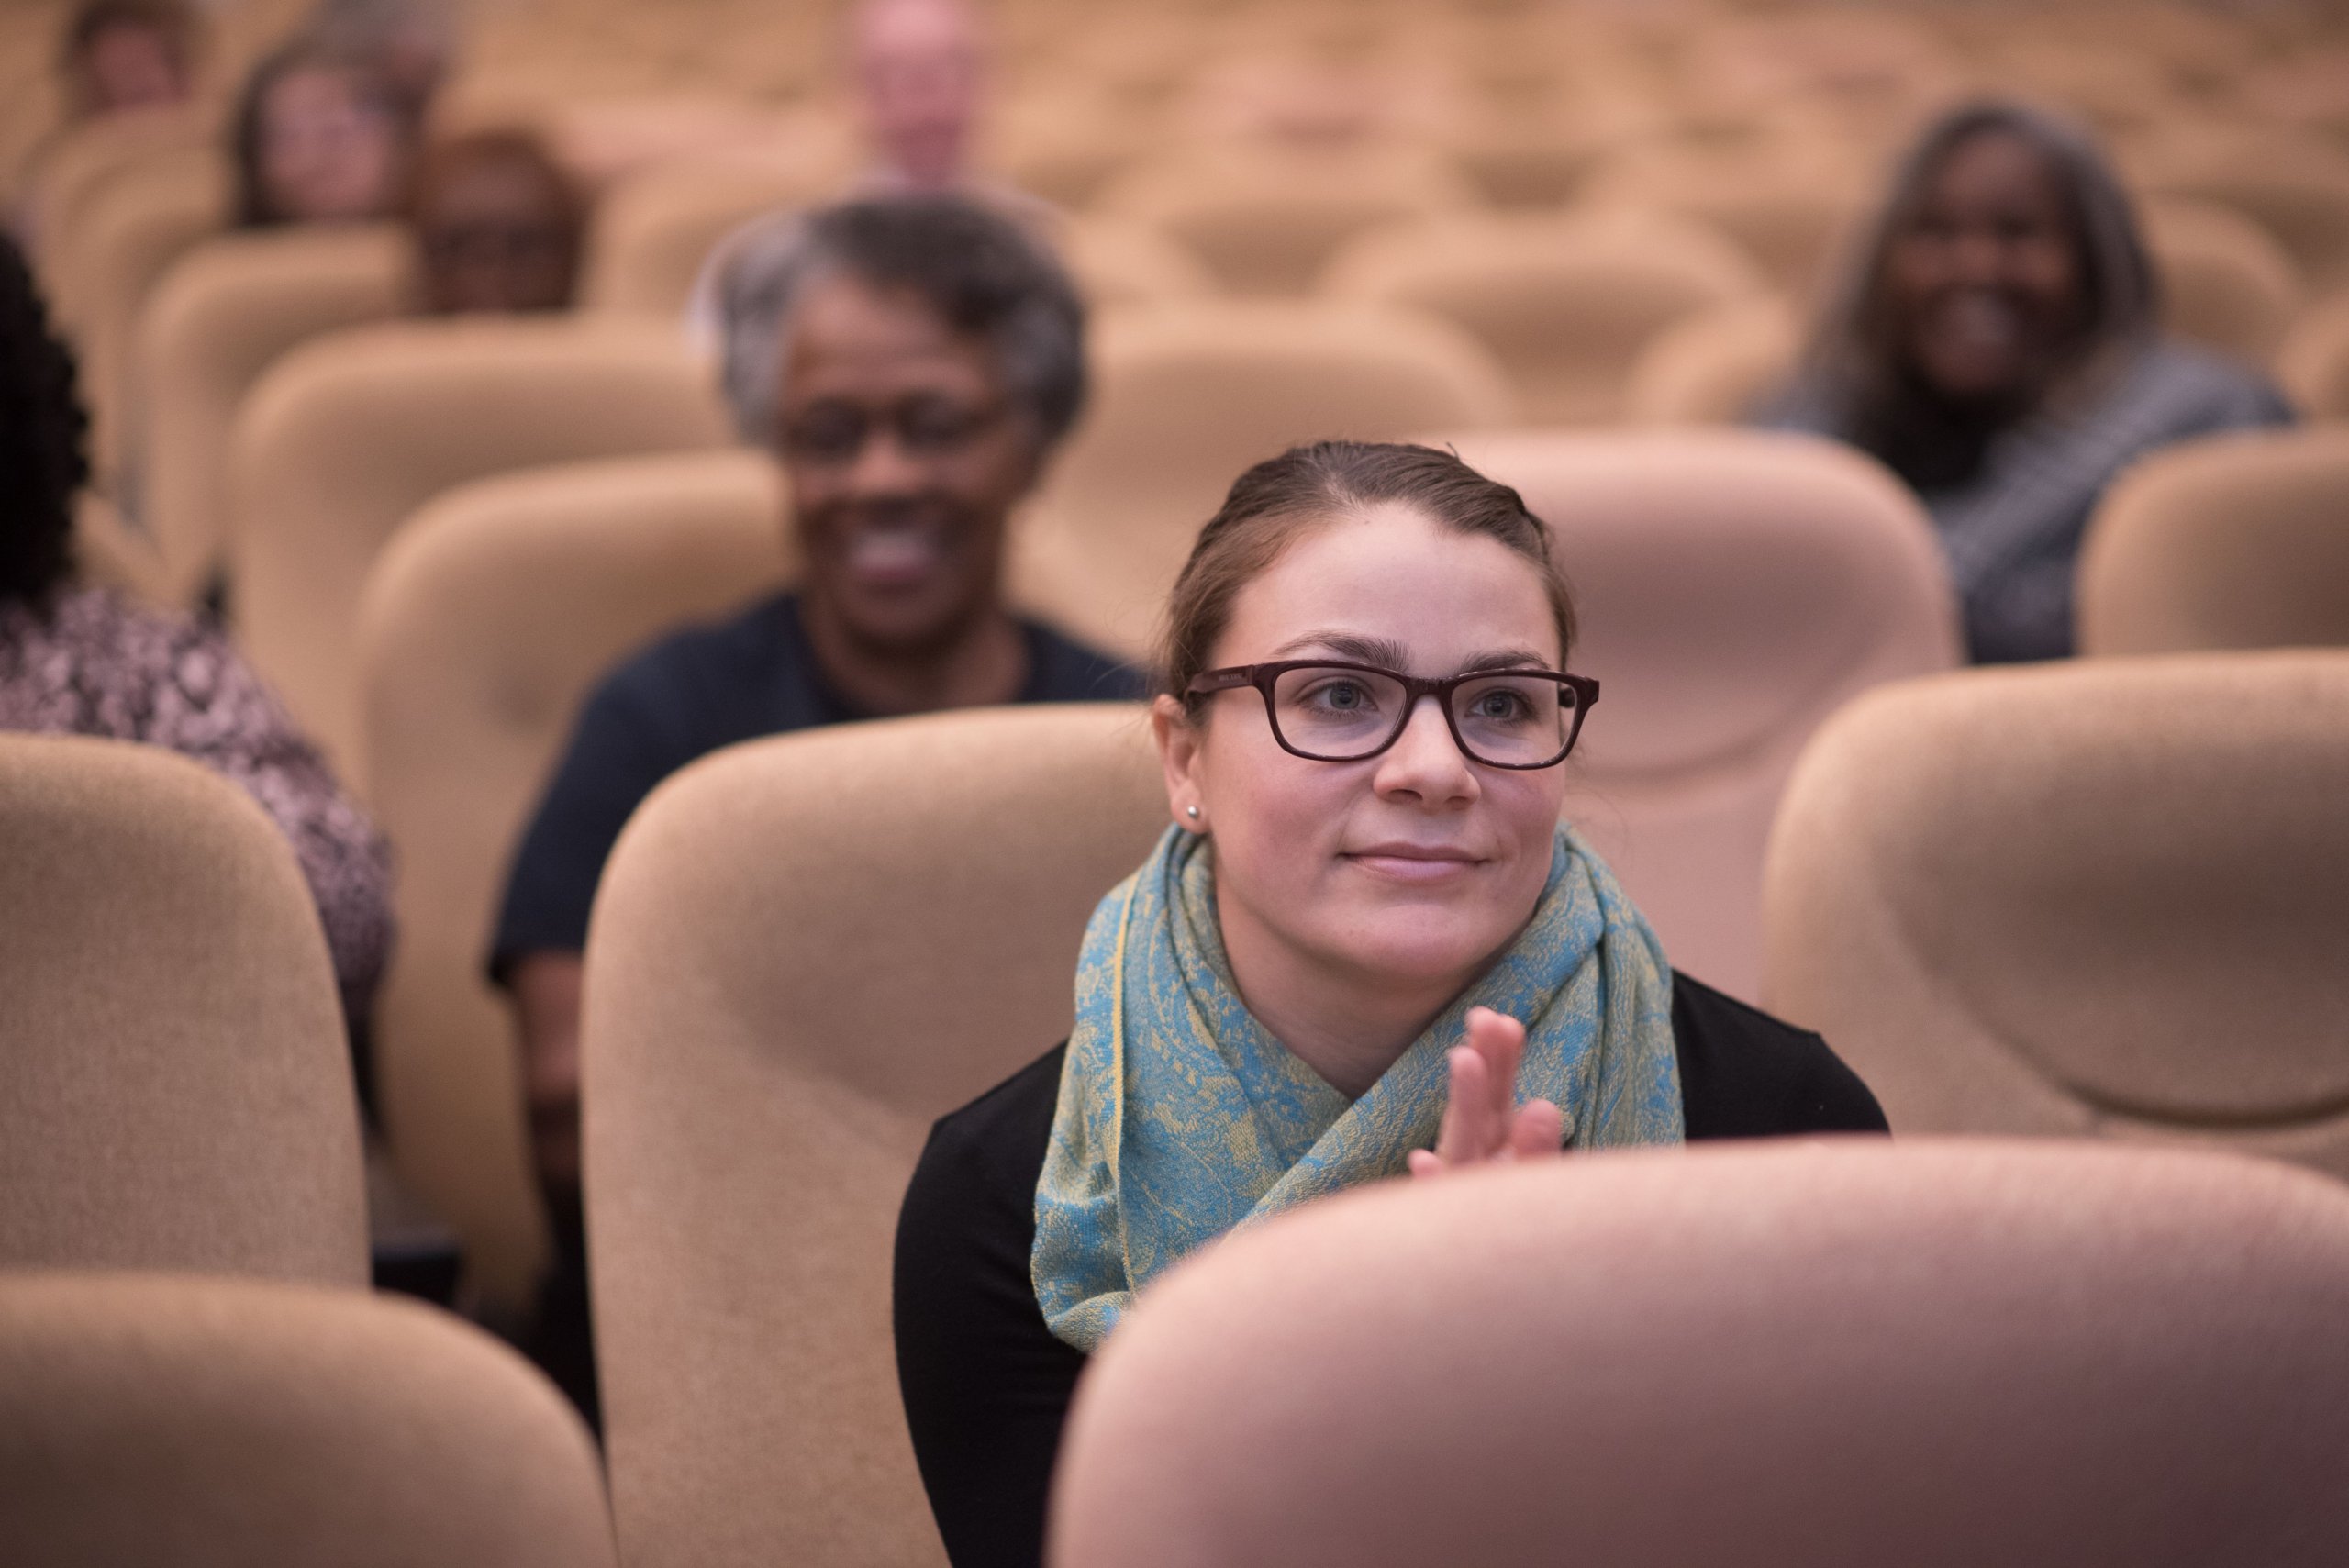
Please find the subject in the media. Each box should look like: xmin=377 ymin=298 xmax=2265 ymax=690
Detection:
xmin=894 ymin=440 xmax=1887 ymax=1568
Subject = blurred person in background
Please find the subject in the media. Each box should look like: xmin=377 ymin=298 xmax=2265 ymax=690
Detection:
xmin=60 ymin=0 xmax=201 ymax=121
xmin=305 ymin=0 xmax=458 ymax=119
xmin=489 ymin=195 xmax=1142 ymax=1425
xmin=406 ymin=130 xmax=585 ymax=315
xmin=1759 ymin=101 xmax=2294 ymax=663
xmin=230 ymin=37 xmax=419 ymax=228
xmin=0 ymin=233 xmax=392 ymax=1050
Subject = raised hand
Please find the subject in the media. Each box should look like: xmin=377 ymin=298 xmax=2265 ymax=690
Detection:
xmin=1405 ymin=1006 xmax=1564 ymax=1178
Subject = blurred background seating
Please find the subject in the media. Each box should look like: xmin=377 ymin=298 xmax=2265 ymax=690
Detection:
xmin=1764 ymin=652 xmax=2349 ymax=1182
xmin=0 ymin=734 xmax=365 ymax=1285
xmin=583 ymin=706 xmax=1165 ymax=1568
xmin=355 ymin=448 xmax=789 ymax=1315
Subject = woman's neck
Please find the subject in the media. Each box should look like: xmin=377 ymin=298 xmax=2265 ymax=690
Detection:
xmin=798 ymin=595 xmax=1028 ymax=717
xmin=1217 ymin=900 xmax=1476 ymax=1100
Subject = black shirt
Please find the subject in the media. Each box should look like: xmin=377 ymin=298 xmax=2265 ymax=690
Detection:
xmin=488 ymin=594 xmax=1143 ymax=978
xmin=892 ymin=973 xmax=1887 ymax=1568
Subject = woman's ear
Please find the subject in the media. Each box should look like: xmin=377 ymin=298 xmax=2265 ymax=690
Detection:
xmin=1151 ymin=694 xmax=1206 ymax=832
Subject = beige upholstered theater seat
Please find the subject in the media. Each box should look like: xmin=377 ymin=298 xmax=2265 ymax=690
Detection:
xmin=584 ymin=706 xmax=1167 ymax=1568
xmin=23 ymin=106 xmax=212 ymax=297
xmin=1440 ymin=429 xmax=1956 ymax=1001
xmin=50 ymin=147 xmax=229 ymax=485
xmin=356 ymin=449 xmax=789 ymax=1310
xmin=1011 ymin=300 xmax=1514 ymax=659
xmin=0 ymin=1273 xmax=616 ymax=1568
xmin=0 ymin=735 xmax=364 ymax=1285
xmin=228 ymin=317 xmax=734 ymax=777
xmin=1053 ymin=1140 xmax=2349 ymax=1568
xmin=2144 ymin=145 xmax=2349 ymax=292
xmin=578 ymin=149 xmax=851 ymax=317
xmin=132 ymin=224 xmax=412 ymax=606
xmin=1098 ymin=146 xmax=1477 ymax=295
xmin=2078 ymin=428 xmax=2349 ymax=655
xmin=1321 ymin=212 xmax=1768 ymax=424
xmin=2143 ymin=198 xmax=2305 ymax=367
xmin=1764 ymin=653 xmax=2349 ymax=1179
xmin=1578 ymin=148 xmax=1868 ymax=304
xmin=1624 ymin=295 xmax=1802 ymax=425
xmin=1052 ymin=217 xmax=1218 ymax=309
xmin=2277 ymin=289 xmax=2349 ymax=418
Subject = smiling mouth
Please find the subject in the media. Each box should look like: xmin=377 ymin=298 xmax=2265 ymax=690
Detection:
xmin=842 ymin=518 xmax=950 ymax=589
xmin=1344 ymin=846 xmax=1485 ymax=882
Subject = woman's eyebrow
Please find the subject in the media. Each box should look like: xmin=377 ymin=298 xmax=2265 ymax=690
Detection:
xmin=1458 ymin=648 xmax=1553 ymax=673
xmin=1264 ymin=633 xmax=1554 ymax=674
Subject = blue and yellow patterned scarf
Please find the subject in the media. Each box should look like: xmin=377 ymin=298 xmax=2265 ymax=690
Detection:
xmin=1032 ymin=822 xmax=1683 ymax=1351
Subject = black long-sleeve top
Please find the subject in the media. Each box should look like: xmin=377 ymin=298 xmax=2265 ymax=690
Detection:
xmin=892 ymin=972 xmax=1888 ymax=1568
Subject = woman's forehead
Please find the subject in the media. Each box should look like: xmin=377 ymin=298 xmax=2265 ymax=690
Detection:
xmin=1219 ymin=507 xmax=1561 ymax=664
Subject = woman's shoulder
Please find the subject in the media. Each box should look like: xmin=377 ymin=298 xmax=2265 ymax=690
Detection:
xmin=1668 ymin=971 xmax=1889 ymax=1139
xmin=915 ymin=1043 xmax=1068 ymax=1199
xmin=2115 ymin=337 xmax=2298 ymax=433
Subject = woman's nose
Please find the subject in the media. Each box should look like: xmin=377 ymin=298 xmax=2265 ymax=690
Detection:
xmin=1373 ymin=696 xmax=1476 ymax=801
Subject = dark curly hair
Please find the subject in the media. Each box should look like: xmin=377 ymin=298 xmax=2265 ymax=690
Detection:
xmin=0 ymin=236 xmax=88 ymax=610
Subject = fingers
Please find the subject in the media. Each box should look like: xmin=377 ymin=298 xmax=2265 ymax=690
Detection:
xmin=1431 ymin=1044 xmax=1492 ymax=1167
xmin=1464 ymin=1007 xmax=1526 ymax=1138
xmin=1508 ymin=1098 xmax=1564 ymax=1162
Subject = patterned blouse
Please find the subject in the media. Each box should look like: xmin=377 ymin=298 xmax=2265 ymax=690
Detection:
xmin=0 ymin=586 xmax=394 ymax=1020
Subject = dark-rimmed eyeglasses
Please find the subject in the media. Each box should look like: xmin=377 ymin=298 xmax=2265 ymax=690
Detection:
xmin=776 ymin=395 xmax=1007 ymax=466
xmin=1185 ymin=661 xmax=1599 ymax=769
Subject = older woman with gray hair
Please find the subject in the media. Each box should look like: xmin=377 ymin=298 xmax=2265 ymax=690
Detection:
xmin=1759 ymin=100 xmax=2294 ymax=663
xmin=486 ymin=194 xmax=1141 ymax=1425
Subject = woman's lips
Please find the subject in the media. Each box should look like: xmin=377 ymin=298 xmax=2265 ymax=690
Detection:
xmin=1343 ymin=845 xmax=1483 ymax=882
xmin=843 ymin=524 xmax=945 ymax=590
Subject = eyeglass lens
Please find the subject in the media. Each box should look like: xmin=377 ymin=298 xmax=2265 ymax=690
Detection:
xmin=779 ymin=395 xmax=999 ymax=464
xmin=1269 ymin=665 xmax=1576 ymax=765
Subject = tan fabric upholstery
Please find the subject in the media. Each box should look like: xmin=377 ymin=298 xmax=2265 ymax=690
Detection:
xmin=0 ymin=1272 xmax=615 ymax=1567
xmin=577 ymin=151 xmax=849 ymax=317
xmin=1624 ymin=295 xmax=1801 ymax=425
xmin=1579 ymin=150 xmax=1867 ymax=303
xmin=1099 ymin=147 xmax=1476 ymax=295
xmin=355 ymin=450 xmax=789 ymax=1310
xmin=228 ymin=318 xmax=734 ymax=777
xmin=1052 ymin=217 xmax=1218 ymax=309
xmin=1321 ymin=212 xmax=1767 ymax=423
xmin=2143 ymin=198 xmax=2305 ymax=366
xmin=1439 ymin=430 xmax=1956 ymax=1000
xmin=2079 ymin=428 xmax=2349 ymax=654
xmin=1052 ymin=1140 xmax=2349 ymax=1568
xmin=52 ymin=148 xmax=229 ymax=484
xmin=584 ymin=706 xmax=1167 ymax=1568
xmin=0 ymin=735 xmax=365 ymax=1285
xmin=2277 ymin=290 xmax=2349 ymax=419
xmin=1011 ymin=300 xmax=1515 ymax=658
xmin=24 ymin=107 xmax=211 ymax=306
xmin=132 ymin=225 xmax=411 ymax=606
xmin=2147 ymin=149 xmax=2349 ymax=290
xmin=1763 ymin=653 xmax=2349 ymax=1178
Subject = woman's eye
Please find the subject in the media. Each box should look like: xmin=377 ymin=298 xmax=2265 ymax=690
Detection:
xmin=1308 ymin=681 xmax=1370 ymax=710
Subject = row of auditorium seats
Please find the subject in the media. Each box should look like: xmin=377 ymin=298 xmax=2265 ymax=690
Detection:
xmin=8 ymin=645 xmax=2348 ymax=1561
xmin=50 ymin=272 xmax=2344 ymax=1306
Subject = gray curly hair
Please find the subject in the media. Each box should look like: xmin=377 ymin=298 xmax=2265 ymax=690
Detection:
xmin=714 ymin=194 xmax=1087 ymax=448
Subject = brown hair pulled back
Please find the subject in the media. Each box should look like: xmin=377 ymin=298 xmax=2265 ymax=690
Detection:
xmin=1159 ymin=440 xmax=1575 ymax=712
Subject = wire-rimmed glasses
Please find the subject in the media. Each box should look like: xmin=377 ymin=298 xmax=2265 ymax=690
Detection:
xmin=1185 ymin=660 xmax=1600 ymax=770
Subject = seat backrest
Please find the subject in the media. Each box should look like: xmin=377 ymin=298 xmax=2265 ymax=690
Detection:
xmin=1011 ymin=299 xmax=1515 ymax=658
xmin=24 ymin=106 xmax=211 ymax=302
xmin=1624 ymin=295 xmax=1801 ymax=425
xmin=53 ymin=147 xmax=230 ymax=483
xmin=2146 ymin=148 xmax=2349 ymax=289
xmin=1764 ymin=653 xmax=2349 ymax=1178
xmin=2277 ymin=290 xmax=2349 ymax=419
xmin=2079 ymin=427 xmax=2349 ymax=654
xmin=0 ymin=1272 xmax=616 ymax=1568
xmin=2143 ymin=197 xmax=2305 ymax=366
xmin=1442 ymin=429 xmax=1957 ymax=1000
xmin=1053 ymin=1140 xmax=2349 ymax=1568
xmin=578 ymin=150 xmax=849 ymax=317
xmin=228 ymin=317 xmax=734 ymax=777
xmin=133 ymin=224 xmax=411 ymax=606
xmin=0 ymin=735 xmax=365 ymax=1285
xmin=1052 ymin=216 xmax=1218 ymax=309
xmin=1578 ymin=147 xmax=1867 ymax=303
xmin=1099 ymin=146 xmax=1477 ymax=295
xmin=356 ymin=449 xmax=789 ymax=1311
xmin=1321 ymin=211 xmax=1767 ymax=423
xmin=584 ymin=706 xmax=1168 ymax=1568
